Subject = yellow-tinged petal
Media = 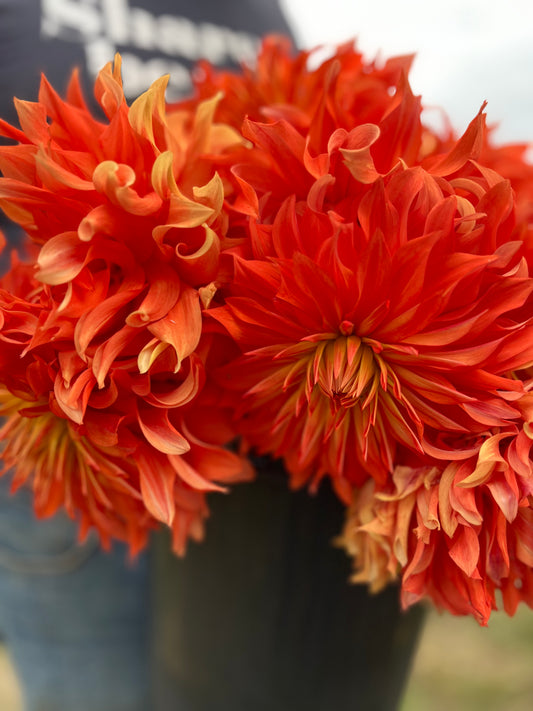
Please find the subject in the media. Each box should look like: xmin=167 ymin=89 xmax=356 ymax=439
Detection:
xmin=138 ymin=339 xmax=171 ymax=374
xmin=189 ymin=93 xmax=223 ymax=156
xmin=154 ymin=190 xmax=215 ymax=233
xmin=151 ymin=151 xmax=179 ymax=198
xmin=192 ymin=172 xmax=225 ymax=220
xmin=128 ymin=75 xmax=169 ymax=147
xmin=93 ymin=161 xmax=162 ymax=215
xmin=458 ymin=433 xmax=508 ymax=487
xmin=199 ymin=282 xmax=217 ymax=309
xmin=94 ymin=55 xmax=125 ymax=118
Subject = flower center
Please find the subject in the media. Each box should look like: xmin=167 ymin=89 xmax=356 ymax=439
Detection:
xmin=308 ymin=335 xmax=383 ymax=413
xmin=0 ymin=394 xmax=72 ymax=471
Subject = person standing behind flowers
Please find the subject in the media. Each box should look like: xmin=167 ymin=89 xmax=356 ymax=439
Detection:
xmin=0 ymin=2 xmax=294 ymax=709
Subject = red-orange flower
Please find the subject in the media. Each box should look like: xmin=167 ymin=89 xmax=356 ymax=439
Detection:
xmin=0 ymin=57 xmax=251 ymax=553
xmin=340 ymin=388 xmax=533 ymax=624
xmin=209 ymin=98 xmax=533 ymax=501
xmin=194 ymin=40 xmax=533 ymax=624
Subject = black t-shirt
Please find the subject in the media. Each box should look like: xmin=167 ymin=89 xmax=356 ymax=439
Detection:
xmin=0 ymin=0 xmax=294 ymax=251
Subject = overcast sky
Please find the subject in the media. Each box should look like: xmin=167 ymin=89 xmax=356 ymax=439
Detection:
xmin=281 ymin=0 xmax=533 ymax=145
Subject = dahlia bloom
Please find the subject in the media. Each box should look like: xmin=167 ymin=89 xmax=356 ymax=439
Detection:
xmin=340 ymin=389 xmax=533 ymax=625
xmin=207 ymin=75 xmax=533 ymax=499
xmin=0 ymin=57 xmax=251 ymax=553
xmin=196 ymin=39 xmax=533 ymax=621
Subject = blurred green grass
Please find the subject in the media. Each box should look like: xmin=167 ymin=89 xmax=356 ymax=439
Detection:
xmin=401 ymin=605 xmax=533 ymax=711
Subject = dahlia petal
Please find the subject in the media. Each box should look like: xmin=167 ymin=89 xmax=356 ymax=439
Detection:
xmin=83 ymin=412 xmax=123 ymax=447
xmin=507 ymin=429 xmax=533 ymax=478
xmin=393 ymin=367 xmax=472 ymax=405
xmin=13 ymin=99 xmax=49 ymax=144
xmin=169 ymin=454 xmax=226 ymax=492
xmin=462 ymin=399 xmax=520 ymax=427
xmin=148 ymin=287 xmax=202 ymax=370
xmin=137 ymin=339 xmax=171 ymax=374
xmin=340 ymin=123 xmax=381 ymax=184
xmin=137 ymin=406 xmax=190 ymax=455
xmin=438 ymin=463 xmax=460 ymax=537
xmin=146 ymin=355 xmax=202 ymax=408
xmin=0 ymin=144 xmax=38 ymax=184
xmin=514 ymin=511 xmax=533 ymax=567
xmin=174 ymin=225 xmax=221 ymax=286
xmin=92 ymin=325 xmax=139 ymax=387
xmin=199 ymin=282 xmax=217 ymax=309
xmin=65 ymin=68 xmax=90 ymax=111
xmin=78 ymin=205 xmax=117 ymax=241
xmin=189 ymin=93 xmax=226 ymax=156
xmin=426 ymin=104 xmax=486 ymax=177
xmin=128 ymin=75 xmax=168 ymax=148
xmin=126 ymin=265 xmax=181 ymax=327
xmin=230 ymin=164 xmax=259 ymax=218
xmin=487 ymin=475 xmax=519 ymax=523
xmin=242 ymin=118 xmax=309 ymax=191
xmin=0 ymin=117 xmax=30 ymax=144
xmin=38 ymin=73 xmax=106 ymax=151
xmin=458 ymin=434 xmax=508 ymax=487
xmin=418 ymin=339 xmax=504 ymax=368
xmin=192 ymin=173 xmax=225 ymax=216
xmin=394 ymin=494 xmax=417 ymax=566
xmin=74 ymin=287 xmax=145 ymax=358
xmin=37 ymin=232 xmax=87 ymax=284
xmin=136 ymin=449 xmax=176 ymax=525
xmin=35 ymin=148 xmax=94 ymax=192
xmin=54 ymin=366 xmax=96 ymax=426
xmin=94 ymin=56 xmax=125 ymax=119
xmin=449 ymin=482 xmax=482 ymax=528
xmin=151 ymin=151 xmax=179 ymax=199
xmin=477 ymin=180 xmax=514 ymax=249
xmin=402 ymin=313 xmax=489 ymax=347
xmin=93 ymin=161 xmax=162 ymax=215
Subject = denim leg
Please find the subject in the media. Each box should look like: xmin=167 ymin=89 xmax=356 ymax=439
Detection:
xmin=0 ymin=476 xmax=150 ymax=711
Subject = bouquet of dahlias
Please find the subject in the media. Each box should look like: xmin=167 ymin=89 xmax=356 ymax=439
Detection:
xmin=1 ymin=37 xmax=533 ymax=625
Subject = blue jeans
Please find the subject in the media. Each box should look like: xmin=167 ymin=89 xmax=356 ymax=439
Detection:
xmin=0 ymin=476 xmax=150 ymax=711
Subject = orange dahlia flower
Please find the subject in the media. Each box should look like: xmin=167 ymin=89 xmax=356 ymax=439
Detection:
xmin=197 ymin=40 xmax=533 ymax=622
xmin=0 ymin=57 xmax=251 ymax=553
xmin=340 ymin=388 xmax=533 ymax=625
xmin=209 ymin=102 xmax=533 ymax=501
